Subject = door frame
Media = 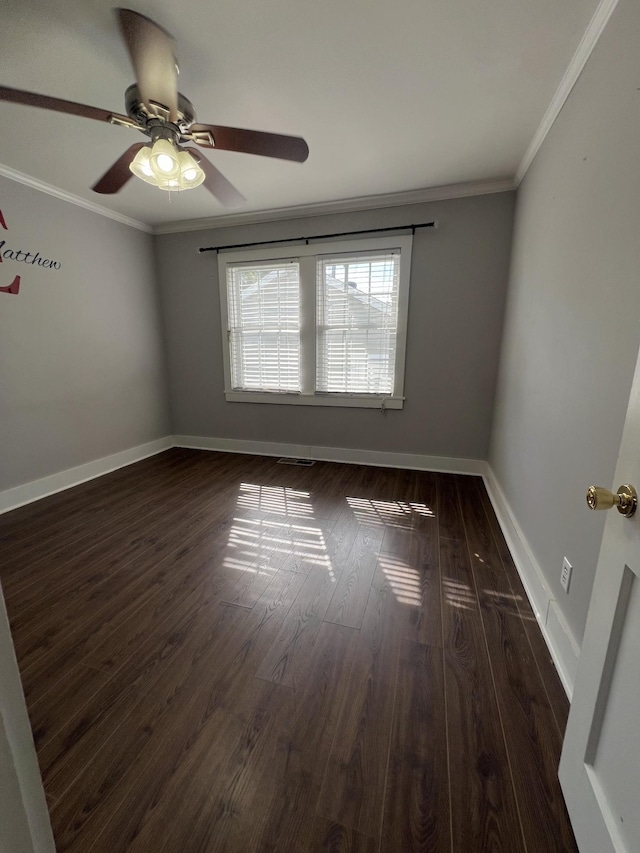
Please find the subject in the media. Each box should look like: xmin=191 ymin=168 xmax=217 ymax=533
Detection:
xmin=0 ymin=584 xmax=55 ymax=853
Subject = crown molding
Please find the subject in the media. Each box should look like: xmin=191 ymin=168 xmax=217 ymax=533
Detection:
xmin=0 ymin=163 xmax=152 ymax=233
xmin=153 ymin=177 xmax=516 ymax=234
xmin=516 ymin=0 xmax=619 ymax=184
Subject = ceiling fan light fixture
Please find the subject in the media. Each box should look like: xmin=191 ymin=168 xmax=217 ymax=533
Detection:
xmin=0 ymin=9 xmax=309 ymax=205
xmin=149 ymin=138 xmax=180 ymax=181
xmin=128 ymin=143 xmax=205 ymax=192
xmin=177 ymin=150 xmax=205 ymax=190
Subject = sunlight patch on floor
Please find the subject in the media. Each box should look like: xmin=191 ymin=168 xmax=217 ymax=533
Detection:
xmin=346 ymin=496 xmax=434 ymax=529
xmin=222 ymin=483 xmax=336 ymax=580
xmin=237 ymin=483 xmax=314 ymax=517
xmin=442 ymin=577 xmax=476 ymax=611
xmin=378 ymin=553 xmax=423 ymax=606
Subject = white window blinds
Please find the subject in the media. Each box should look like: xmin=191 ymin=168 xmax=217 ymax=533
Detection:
xmin=316 ymin=251 xmax=400 ymax=394
xmin=226 ymin=260 xmax=301 ymax=392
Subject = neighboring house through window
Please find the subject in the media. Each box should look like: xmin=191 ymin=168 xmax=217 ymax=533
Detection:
xmin=218 ymin=235 xmax=413 ymax=409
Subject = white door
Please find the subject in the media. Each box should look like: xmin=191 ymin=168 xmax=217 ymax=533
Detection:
xmin=559 ymin=345 xmax=640 ymax=853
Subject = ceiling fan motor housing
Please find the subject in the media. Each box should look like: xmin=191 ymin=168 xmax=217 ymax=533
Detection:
xmin=124 ymin=84 xmax=197 ymax=139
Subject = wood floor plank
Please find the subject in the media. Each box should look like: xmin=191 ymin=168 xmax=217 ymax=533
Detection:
xmin=286 ymin=621 xmax=359 ymax=767
xmin=0 ymin=449 xmax=190 ymax=553
xmin=118 ymin=679 xmax=296 ymax=853
xmin=1 ymin=451 xmax=208 ymax=584
xmin=219 ymin=516 xmax=299 ymax=607
xmin=16 ymin=517 xmax=243 ymax=701
xmin=309 ymin=463 xmax=362 ymax=522
xmin=472 ymin=477 xmax=571 ymax=735
xmin=254 ymin=567 xmax=340 ymax=688
xmin=62 ymin=567 xmax=306 ymax=853
xmin=154 ymin=679 xmax=296 ymax=853
xmin=316 ymin=567 xmax=403 ymax=840
xmin=436 ymin=471 xmax=467 ymax=541
xmin=48 ymin=604 xmax=254 ymax=851
xmin=381 ymin=640 xmax=450 ymax=852
xmin=27 ymin=659 xmax=116 ymax=755
xmin=243 ymin=624 xmax=362 ymax=851
xmin=323 ymin=524 xmax=384 ymax=629
xmin=6 ymin=450 xmax=238 ymax=608
xmin=5 ymin=459 xmax=248 ymax=634
xmin=37 ymin=595 xmax=231 ymax=797
xmin=323 ymin=509 xmax=360 ymax=571
xmin=379 ymin=526 xmax=442 ymax=647
xmin=440 ymin=535 xmax=525 ymax=852
xmin=456 ymin=476 xmax=579 ymax=853
xmin=310 ymin=819 xmax=378 ymax=852
xmin=403 ymin=469 xmax=438 ymax=533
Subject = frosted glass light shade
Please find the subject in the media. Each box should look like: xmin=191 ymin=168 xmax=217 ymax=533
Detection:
xmin=129 ymin=146 xmax=157 ymax=184
xmin=149 ymin=139 xmax=180 ymax=181
xmin=177 ymin=150 xmax=205 ymax=189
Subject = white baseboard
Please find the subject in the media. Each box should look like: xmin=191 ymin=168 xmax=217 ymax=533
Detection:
xmin=0 ymin=436 xmax=173 ymax=515
xmin=546 ymin=600 xmax=580 ymax=695
xmin=483 ymin=465 xmax=580 ymax=699
xmin=0 ymin=434 xmax=482 ymax=516
xmin=172 ymin=434 xmax=486 ymax=475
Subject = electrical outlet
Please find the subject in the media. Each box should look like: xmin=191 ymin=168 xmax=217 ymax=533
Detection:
xmin=561 ymin=557 xmax=572 ymax=593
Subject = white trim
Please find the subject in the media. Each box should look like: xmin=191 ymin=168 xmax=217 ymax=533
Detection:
xmin=516 ymin=0 xmax=620 ymax=184
xmin=154 ymin=178 xmax=516 ymax=234
xmin=483 ymin=465 xmax=580 ymax=699
xmin=546 ymin=599 xmax=581 ymax=696
xmin=0 ymin=162 xmax=152 ymax=234
xmin=172 ymin=434 xmax=486 ymax=475
xmin=222 ymin=391 xmax=404 ymax=409
xmin=0 ymin=437 xmax=172 ymax=515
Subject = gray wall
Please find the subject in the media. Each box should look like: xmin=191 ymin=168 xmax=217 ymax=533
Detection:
xmin=156 ymin=192 xmax=514 ymax=460
xmin=490 ymin=0 xmax=640 ymax=647
xmin=0 ymin=177 xmax=170 ymax=492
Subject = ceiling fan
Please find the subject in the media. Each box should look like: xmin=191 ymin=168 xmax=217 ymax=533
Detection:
xmin=0 ymin=8 xmax=309 ymax=207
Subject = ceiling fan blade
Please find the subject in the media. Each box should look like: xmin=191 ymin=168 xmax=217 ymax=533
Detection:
xmin=116 ymin=8 xmax=178 ymax=121
xmin=0 ymin=85 xmax=131 ymax=125
xmin=189 ymin=124 xmax=309 ymax=163
xmin=92 ymin=143 xmax=146 ymax=194
xmin=186 ymin=148 xmax=245 ymax=208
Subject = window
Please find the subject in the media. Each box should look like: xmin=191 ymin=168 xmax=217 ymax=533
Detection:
xmin=227 ymin=260 xmax=301 ymax=392
xmin=218 ymin=235 xmax=412 ymax=408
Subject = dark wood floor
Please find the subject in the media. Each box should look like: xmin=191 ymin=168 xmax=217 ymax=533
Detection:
xmin=0 ymin=449 xmax=578 ymax=852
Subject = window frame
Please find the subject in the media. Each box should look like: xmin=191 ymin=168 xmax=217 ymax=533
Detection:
xmin=217 ymin=235 xmax=413 ymax=409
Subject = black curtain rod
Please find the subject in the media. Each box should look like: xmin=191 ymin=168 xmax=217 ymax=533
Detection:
xmin=198 ymin=221 xmax=436 ymax=254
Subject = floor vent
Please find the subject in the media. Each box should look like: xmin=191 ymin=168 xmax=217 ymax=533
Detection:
xmin=276 ymin=457 xmax=316 ymax=466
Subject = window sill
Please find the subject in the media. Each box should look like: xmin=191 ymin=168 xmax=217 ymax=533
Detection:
xmin=223 ymin=391 xmax=404 ymax=409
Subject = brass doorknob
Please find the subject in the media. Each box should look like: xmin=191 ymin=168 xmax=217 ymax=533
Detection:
xmin=586 ymin=484 xmax=637 ymax=517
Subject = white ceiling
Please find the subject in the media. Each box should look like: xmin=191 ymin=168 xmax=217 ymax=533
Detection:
xmin=0 ymin=0 xmax=600 ymax=228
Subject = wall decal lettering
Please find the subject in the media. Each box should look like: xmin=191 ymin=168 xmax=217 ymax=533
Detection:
xmin=0 ymin=207 xmax=62 ymax=295
xmin=0 ymin=241 xmax=62 ymax=269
